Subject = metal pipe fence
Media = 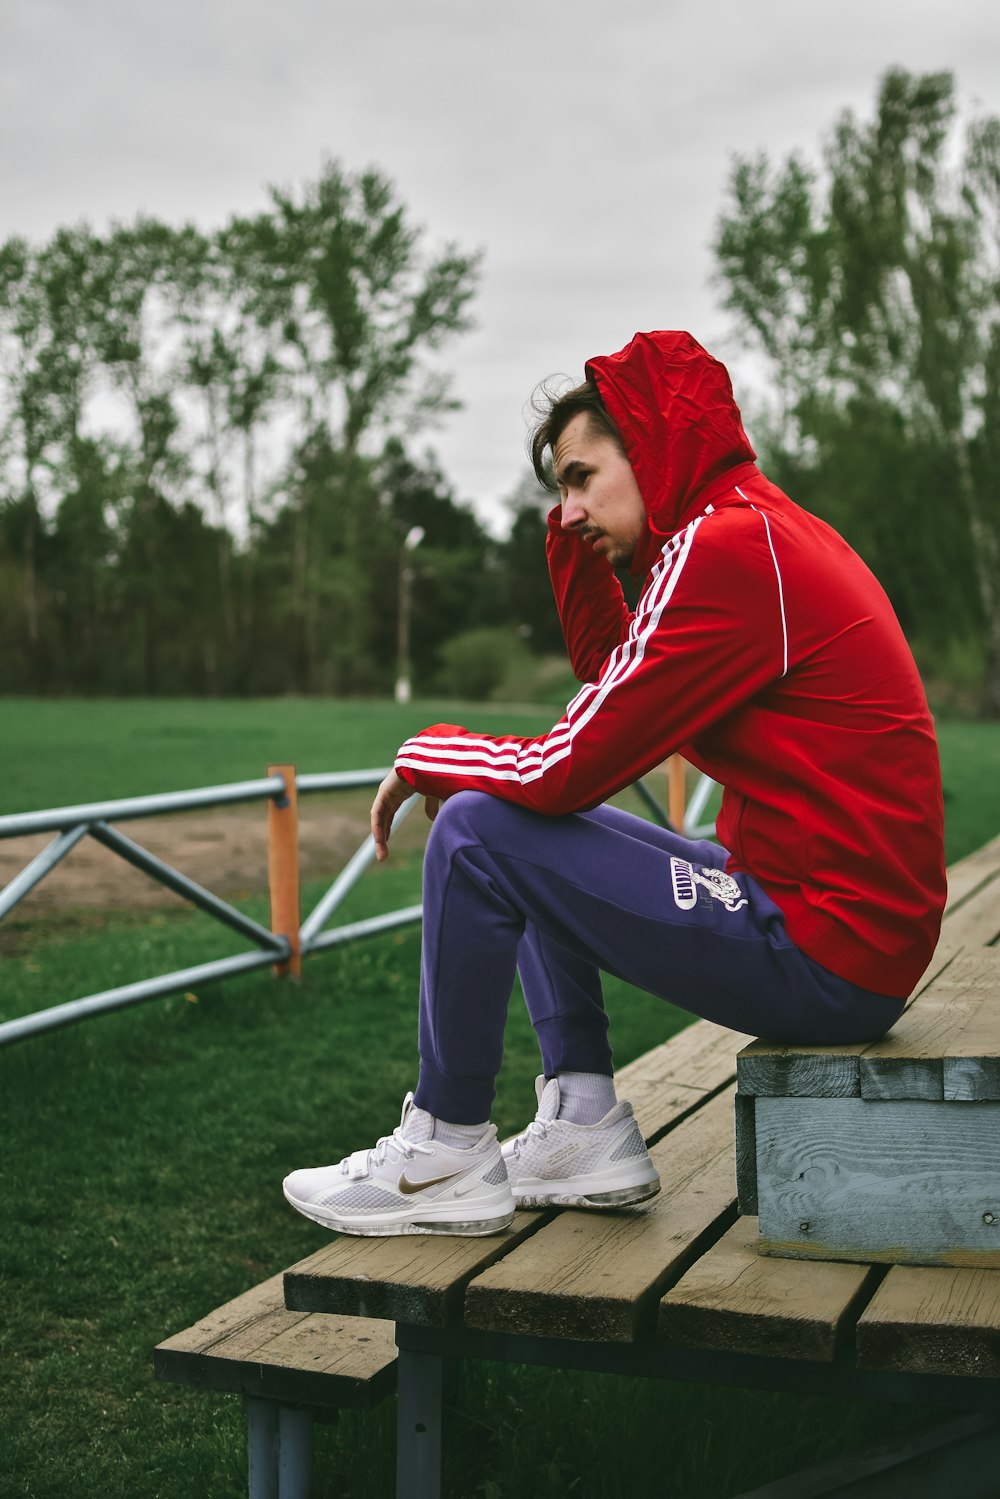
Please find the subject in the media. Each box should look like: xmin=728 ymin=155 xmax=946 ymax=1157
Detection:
xmin=0 ymin=768 xmax=422 ymax=1048
xmin=0 ymin=763 xmax=716 ymax=1049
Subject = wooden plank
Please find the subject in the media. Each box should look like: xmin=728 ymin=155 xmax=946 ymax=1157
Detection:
xmin=241 ymin=1312 xmax=393 ymax=1375
xmin=756 ymin=1095 xmax=1000 ymax=1267
xmin=860 ymin=951 xmax=1000 ymax=1101
xmin=617 ymin=1017 xmax=741 ymax=1096
xmin=945 ymin=986 xmax=1000 ymax=1101
xmin=462 ymin=1088 xmax=737 ymax=1344
xmin=943 ymin=832 xmax=1000 ymax=914
xmin=737 ymin=1041 xmax=863 ymax=1100
xmin=202 ymin=1314 xmax=397 ymax=1407
xmin=615 ymin=1017 xmax=740 ymax=1141
xmin=284 ymin=1210 xmax=548 ymax=1325
xmin=932 ymin=894 xmax=1000 ymax=958
xmin=156 ymin=1272 xmax=299 ymax=1361
xmin=857 ymin=1263 xmax=1000 ymax=1378
xmin=154 ymin=1274 xmax=397 ymax=1408
xmin=658 ymin=1215 xmax=880 ymax=1362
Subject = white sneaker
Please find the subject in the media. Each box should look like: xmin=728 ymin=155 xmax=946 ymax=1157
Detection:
xmin=282 ymin=1094 xmax=515 ymax=1237
xmin=501 ymin=1075 xmax=660 ymax=1209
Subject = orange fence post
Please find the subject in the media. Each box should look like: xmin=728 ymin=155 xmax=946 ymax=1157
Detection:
xmin=667 ymin=755 xmax=687 ymax=832
xmin=267 ymin=764 xmax=301 ymax=978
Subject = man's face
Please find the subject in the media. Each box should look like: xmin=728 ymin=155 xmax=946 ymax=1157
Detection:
xmin=553 ymin=412 xmax=646 ymax=568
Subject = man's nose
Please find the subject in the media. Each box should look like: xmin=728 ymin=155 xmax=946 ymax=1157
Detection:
xmin=561 ymin=494 xmax=587 ymax=530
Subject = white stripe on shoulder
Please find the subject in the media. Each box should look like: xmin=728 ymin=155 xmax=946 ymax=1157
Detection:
xmin=737 ymin=488 xmax=788 ymax=678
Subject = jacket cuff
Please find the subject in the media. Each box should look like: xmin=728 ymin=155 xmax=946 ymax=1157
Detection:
xmin=394 ymin=760 xmax=418 ymax=791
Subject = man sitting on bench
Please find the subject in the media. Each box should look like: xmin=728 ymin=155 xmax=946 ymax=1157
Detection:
xmin=283 ymin=329 xmax=947 ymax=1240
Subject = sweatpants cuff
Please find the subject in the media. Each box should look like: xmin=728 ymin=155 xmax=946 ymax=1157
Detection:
xmin=413 ymin=1064 xmax=497 ymax=1125
xmin=531 ymin=1016 xmax=614 ymax=1080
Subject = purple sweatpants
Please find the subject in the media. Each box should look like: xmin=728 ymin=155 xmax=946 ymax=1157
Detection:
xmin=411 ymin=792 xmax=905 ymax=1123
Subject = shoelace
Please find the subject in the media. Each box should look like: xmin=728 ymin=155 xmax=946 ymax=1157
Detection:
xmin=509 ymin=1118 xmax=549 ymax=1157
xmin=340 ymin=1127 xmax=435 ymax=1178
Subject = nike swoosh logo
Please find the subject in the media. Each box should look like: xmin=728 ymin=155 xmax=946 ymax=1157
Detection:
xmin=453 ymin=1177 xmax=489 ymax=1198
xmin=397 ymin=1168 xmax=467 ymax=1195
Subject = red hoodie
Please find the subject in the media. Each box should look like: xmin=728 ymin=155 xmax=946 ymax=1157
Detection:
xmin=396 ymin=331 xmax=946 ymax=998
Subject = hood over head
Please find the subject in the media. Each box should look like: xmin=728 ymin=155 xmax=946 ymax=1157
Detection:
xmin=585 ymin=331 xmax=756 ymax=575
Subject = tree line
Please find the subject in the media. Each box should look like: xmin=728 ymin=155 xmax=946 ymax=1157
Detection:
xmin=0 ymin=162 xmax=561 ymax=698
xmin=2 ymin=70 xmax=998 ymax=713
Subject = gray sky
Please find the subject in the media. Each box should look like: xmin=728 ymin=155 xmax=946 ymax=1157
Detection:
xmin=4 ymin=0 xmax=999 ymax=526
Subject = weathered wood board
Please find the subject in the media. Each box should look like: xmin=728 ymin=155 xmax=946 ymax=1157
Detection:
xmin=615 ymin=1018 xmax=740 ymax=1143
xmin=942 ymin=831 xmax=1000 ymax=913
xmin=155 ymin=1272 xmax=397 ymax=1408
xmin=283 ymin=1210 xmax=546 ymax=1326
xmin=658 ymin=1214 xmax=879 ymax=1361
xmin=737 ymin=1039 xmax=866 ymax=1101
xmin=857 ymin=1262 xmax=1000 ymax=1378
xmin=463 ymin=1088 xmax=737 ymax=1343
xmin=860 ymin=951 xmax=1000 ymax=1102
xmin=756 ymin=1095 xmax=1000 ymax=1267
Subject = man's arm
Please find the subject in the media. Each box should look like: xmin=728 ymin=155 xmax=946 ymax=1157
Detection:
xmin=395 ymin=509 xmax=786 ymax=817
xmin=546 ymin=506 xmax=634 ymax=682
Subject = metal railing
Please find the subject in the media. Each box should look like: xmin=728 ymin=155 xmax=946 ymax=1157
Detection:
xmin=0 ymin=768 xmax=423 ymax=1048
xmin=0 ymin=763 xmax=716 ymax=1049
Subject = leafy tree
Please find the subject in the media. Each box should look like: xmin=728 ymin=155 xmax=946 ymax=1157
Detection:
xmin=0 ymin=163 xmax=484 ymax=696
xmin=714 ymin=68 xmax=1000 ymax=714
xmin=223 ymin=160 xmax=481 ymax=454
xmin=172 ymin=226 xmax=284 ymax=647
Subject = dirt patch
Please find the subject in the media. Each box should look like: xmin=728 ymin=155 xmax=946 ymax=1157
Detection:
xmin=0 ymin=790 xmax=430 ymax=938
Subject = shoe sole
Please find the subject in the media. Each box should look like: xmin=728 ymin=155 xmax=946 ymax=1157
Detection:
xmin=512 ymin=1178 xmax=661 ymax=1210
xmin=283 ymin=1186 xmax=516 ymax=1238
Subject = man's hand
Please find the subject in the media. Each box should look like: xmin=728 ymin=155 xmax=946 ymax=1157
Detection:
xmin=371 ymin=770 xmax=441 ymax=862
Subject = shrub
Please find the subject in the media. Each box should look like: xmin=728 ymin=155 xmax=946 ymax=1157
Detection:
xmin=434 ymin=627 xmax=533 ymax=700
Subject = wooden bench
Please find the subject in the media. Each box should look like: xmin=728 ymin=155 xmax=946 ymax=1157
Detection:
xmin=154 ymin=1272 xmax=397 ymax=1496
xmin=156 ymin=833 xmax=1000 ymax=1498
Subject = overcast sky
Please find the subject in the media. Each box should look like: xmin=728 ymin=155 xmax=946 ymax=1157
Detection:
xmin=4 ymin=0 xmax=999 ymax=527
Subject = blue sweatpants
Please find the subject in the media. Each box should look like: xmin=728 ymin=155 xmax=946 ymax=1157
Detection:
xmin=411 ymin=792 xmax=905 ymax=1123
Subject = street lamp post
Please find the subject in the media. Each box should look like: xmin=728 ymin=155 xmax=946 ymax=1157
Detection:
xmin=394 ymin=525 xmax=425 ymax=704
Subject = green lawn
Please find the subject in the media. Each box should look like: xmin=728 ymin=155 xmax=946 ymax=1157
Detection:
xmin=2 ymin=696 xmax=991 ymax=867
xmin=0 ymin=697 xmax=555 ymax=813
xmin=1 ymin=697 xmax=996 ymax=1498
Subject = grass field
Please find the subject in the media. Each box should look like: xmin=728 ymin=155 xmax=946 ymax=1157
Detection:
xmin=2 ymin=698 xmax=997 ymax=1498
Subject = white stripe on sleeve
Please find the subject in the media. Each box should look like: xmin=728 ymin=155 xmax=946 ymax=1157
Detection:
xmin=398 ymin=518 xmax=704 ymax=786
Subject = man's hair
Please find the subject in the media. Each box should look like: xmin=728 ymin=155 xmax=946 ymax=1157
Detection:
xmin=529 ymin=377 xmax=626 ymax=491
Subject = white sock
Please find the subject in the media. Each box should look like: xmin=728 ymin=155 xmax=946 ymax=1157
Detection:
xmin=555 ymin=1071 xmax=617 ymax=1125
xmin=432 ymin=1117 xmax=490 ymax=1149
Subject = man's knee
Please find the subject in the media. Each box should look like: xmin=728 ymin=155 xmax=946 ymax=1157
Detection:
xmin=427 ymin=790 xmax=519 ymax=857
